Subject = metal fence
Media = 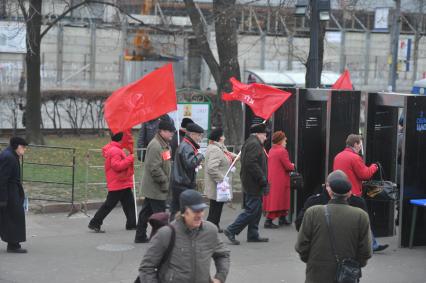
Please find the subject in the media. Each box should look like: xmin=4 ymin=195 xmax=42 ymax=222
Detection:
xmin=0 ymin=143 xmax=76 ymax=208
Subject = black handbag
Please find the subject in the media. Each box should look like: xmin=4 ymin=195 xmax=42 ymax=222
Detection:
xmin=290 ymin=171 xmax=304 ymax=190
xmin=363 ymin=163 xmax=397 ymax=201
xmin=324 ymin=205 xmax=362 ymax=283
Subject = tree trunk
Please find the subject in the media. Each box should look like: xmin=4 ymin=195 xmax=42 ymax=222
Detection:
xmin=25 ymin=0 xmax=44 ymax=144
xmin=305 ymin=12 xmax=326 ymax=88
xmin=213 ymin=0 xmax=243 ymax=146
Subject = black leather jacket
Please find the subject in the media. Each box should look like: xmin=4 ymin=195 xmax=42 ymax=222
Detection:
xmin=171 ymin=136 xmax=204 ymax=190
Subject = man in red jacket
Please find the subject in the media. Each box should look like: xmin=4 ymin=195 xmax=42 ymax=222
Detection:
xmin=333 ymin=134 xmax=378 ymax=197
xmin=88 ymin=132 xmax=136 ymax=233
xmin=333 ymin=133 xmax=388 ymax=252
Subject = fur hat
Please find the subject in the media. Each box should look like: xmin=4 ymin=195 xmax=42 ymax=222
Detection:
xmin=181 ymin=118 xmax=194 ymax=129
xmin=10 ymin=137 xmax=28 ymax=150
xmin=186 ymin=123 xmax=204 ymax=134
xmin=208 ymin=128 xmax=223 ymax=142
xmin=159 ymin=120 xmax=176 ymax=132
xmin=250 ymin=123 xmax=267 ymax=134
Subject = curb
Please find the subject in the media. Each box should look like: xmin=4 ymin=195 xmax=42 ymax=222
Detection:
xmin=29 ymin=191 xmax=244 ymax=214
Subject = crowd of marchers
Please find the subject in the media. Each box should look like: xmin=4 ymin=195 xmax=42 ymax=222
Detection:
xmin=0 ymin=114 xmax=388 ymax=283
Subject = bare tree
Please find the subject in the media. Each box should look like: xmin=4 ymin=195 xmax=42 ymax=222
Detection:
xmin=184 ymin=0 xmax=243 ymax=145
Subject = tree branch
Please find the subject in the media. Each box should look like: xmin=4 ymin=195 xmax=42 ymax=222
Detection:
xmin=18 ymin=0 xmax=28 ymax=22
xmin=183 ymin=0 xmax=221 ymax=87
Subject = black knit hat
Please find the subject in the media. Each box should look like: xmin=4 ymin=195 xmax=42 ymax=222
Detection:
xmin=159 ymin=120 xmax=176 ymax=132
xmin=250 ymin=123 xmax=267 ymax=134
xmin=10 ymin=137 xmax=28 ymax=150
xmin=181 ymin=118 xmax=194 ymax=129
xmin=179 ymin=190 xmax=208 ymax=213
xmin=186 ymin=123 xmax=204 ymax=134
xmin=327 ymin=170 xmax=352 ymax=195
xmin=111 ymin=132 xmax=123 ymax=142
xmin=208 ymin=128 xmax=223 ymax=142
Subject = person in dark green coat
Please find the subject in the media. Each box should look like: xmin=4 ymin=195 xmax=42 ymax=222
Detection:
xmin=295 ymin=170 xmax=372 ymax=283
xmin=135 ymin=120 xmax=176 ymax=243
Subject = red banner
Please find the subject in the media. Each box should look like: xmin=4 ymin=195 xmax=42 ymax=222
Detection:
xmin=222 ymin=77 xmax=292 ymax=120
xmin=332 ymin=69 xmax=354 ymax=90
xmin=104 ymin=64 xmax=177 ymax=134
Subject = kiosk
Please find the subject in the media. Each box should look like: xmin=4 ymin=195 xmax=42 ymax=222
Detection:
xmin=365 ymin=92 xmax=426 ymax=247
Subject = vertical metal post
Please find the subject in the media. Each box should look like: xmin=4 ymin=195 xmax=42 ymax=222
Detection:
xmin=260 ymin=32 xmax=266 ymax=69
xmin=339 ymin=14 xmax=346 ymax=73
xmin=119 ymin=19 xmax=127 ymax=86
xmin=364 ymin=31 xmax=371 ymax=85
xmin=307 ymin=0 xmax=320 ymax=88
xmin=288 ymin=35 xmax=294 ymax=71
xmin=56 ymin=23 xmax=63 ymax=86
xmin=71 ymin=148 xmax=76 ymax=207
xmin=389 ymin=0 xmax=401 ymax=91
xmin=90 ymin=22 xmax=96 ymax=88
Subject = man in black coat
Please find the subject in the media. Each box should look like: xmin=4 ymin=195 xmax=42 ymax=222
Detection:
xmin=224 ymin=123 xmax=269 ymax=245
xmin=0 ymin=137 xmax=28 ymax=253
xmin=169 ymin=122 xmax=205 ymax=219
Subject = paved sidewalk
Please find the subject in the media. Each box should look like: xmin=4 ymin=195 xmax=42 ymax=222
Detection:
xmin=0 ymin=204 xmax=425 ymax=283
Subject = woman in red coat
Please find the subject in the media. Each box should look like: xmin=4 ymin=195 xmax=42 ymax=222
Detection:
xmin=263 ymin=131 xmax=295 ymax=228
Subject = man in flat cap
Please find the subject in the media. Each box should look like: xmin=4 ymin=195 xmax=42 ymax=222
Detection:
xmin=295 ymin=170 xmax=372 ymax=283
xmin=0 ymin=137 xmax=28 ymax=253
xmin=135 ymin=120 xmax=176 ymax=243
xmin=224 ymin=123 xmax=269 ymax=245
xmin=169 ymin=122 xmax=205 ymax=219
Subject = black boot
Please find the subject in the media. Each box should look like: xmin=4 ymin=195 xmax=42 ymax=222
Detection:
xmin=264 ymin=219 xmax=279 ymax=229
xmin=279 ymin=216 xmax=291 ymax=226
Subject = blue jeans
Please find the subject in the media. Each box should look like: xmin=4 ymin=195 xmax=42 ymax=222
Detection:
xmin=372 ymin=231 xmax=379 ymax=250
xmin=226 ymin=195 xmax=262 ymax=240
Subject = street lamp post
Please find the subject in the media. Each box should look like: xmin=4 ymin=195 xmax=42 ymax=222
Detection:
xmin=295 ymin=0 xmax=331 ymax=88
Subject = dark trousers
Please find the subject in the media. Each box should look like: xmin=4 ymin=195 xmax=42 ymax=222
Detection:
xmin=226 ymin=195 xmax=262 ymax=240
xmin=170 ymin=186 xmax=188 ymax=221
xmin=135 ymin=198 xmax=166 ymax=240
xmin=90 ymin=188 xmax=136 ymax=228
xmin=207 ymin=199 xmax=224 ymax=228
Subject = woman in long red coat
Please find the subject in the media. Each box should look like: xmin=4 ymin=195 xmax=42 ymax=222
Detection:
xmin=263 ymin=131 xmax=295 ymax=228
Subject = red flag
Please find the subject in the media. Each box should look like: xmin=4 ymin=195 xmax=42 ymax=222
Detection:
xmin=121 ymin=129 xmax=134 ymax=154
xmin=104 ymin=63 xmax=177 ymax=134
xmin=332 ymin=69 xmax=353 ymax=90
xmin=222 ymin=77 xmax=292 ymax=120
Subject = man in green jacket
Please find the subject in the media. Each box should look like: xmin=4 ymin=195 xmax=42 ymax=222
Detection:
xmin=135 ymin=120 xmax=176 ymax=243
xmin=138 ymin=190 xmax=230 ymax=283
xmin=295 ymin=170 xmax=372 ymax=283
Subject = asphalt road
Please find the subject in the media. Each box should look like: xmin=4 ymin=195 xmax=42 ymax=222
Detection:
xmin=0 ymin=204 xmax=425 ymax=283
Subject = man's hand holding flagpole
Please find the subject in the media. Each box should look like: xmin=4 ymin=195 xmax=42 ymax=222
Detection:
xmin=104 ymin=64 xmax=178 ymax=223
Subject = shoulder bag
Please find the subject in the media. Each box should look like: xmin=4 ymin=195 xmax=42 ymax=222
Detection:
xmin=324 ymin=205 xmax=362 ymax=283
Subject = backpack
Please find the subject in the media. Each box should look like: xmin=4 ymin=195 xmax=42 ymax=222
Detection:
xmin=134 ymin=212 xmax=176 ymax=283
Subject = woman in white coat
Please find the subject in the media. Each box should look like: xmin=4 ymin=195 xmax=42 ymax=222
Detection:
xmin=204 ymin=128 xmax=236 ymax=232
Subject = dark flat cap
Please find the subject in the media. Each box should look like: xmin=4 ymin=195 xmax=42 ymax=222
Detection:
xmin=159 ymin=120 xmax=176 ymax=132
xmin=327 ymin=170 xmax=352 ymax=195
xmin=208 ymin=128 xmax=223 ymax=142
xmin=250 ymin=123 xmax=267 ymax=134
xmin=181 ymin=118 xmax=194 ymax=128
xmin=186 ymin=123 xmax=204 ymax=134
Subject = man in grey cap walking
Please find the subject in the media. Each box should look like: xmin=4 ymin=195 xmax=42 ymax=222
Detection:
xmin=295 ymin=170 xmax=372 ymax=283
xmin=138 ymin=190 xmax=230 ymax=283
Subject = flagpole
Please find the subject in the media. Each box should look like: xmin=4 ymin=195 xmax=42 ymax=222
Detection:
xmin=176 ymin=108 xmax=180 ymax=145
xmin=132 ymin=174 xmax=138 ymax=223
xmin=224 ymin=119 xmax=266 ymax=179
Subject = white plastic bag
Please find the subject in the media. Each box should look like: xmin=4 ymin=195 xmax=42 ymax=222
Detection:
xmin=216 ymin=177 xmax=232 ymax=202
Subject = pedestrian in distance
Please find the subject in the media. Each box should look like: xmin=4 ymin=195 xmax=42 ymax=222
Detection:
xmin=224 ymin=123 xmax=270 ymax=245
xmin=295 ymin=170 xmax=372 ymax=283
xmin=333 ymin=133 xmax=388 ymax=252
xmin=88 ymin=132 xmax=136 ymax=233
xmin=204 ymin=128 xmax=238 ymax=233
xmin=169 ymin=122 xmax=205 ymax=219
xmin=134 ymin=120 xmax=176 ymax=243
xmin=0 ymin=137 xmax=29 ymax=253
xmin=138 ymin=190 xmax=230 ymax=283
xmin=263 ymin=131 xmax=295 ymax=228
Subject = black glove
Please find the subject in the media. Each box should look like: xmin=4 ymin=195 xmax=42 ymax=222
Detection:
xmin=0 ymin=201 xmax=7 ymax=208
xmin=262 ymin=184 xmax=270 ymax=196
